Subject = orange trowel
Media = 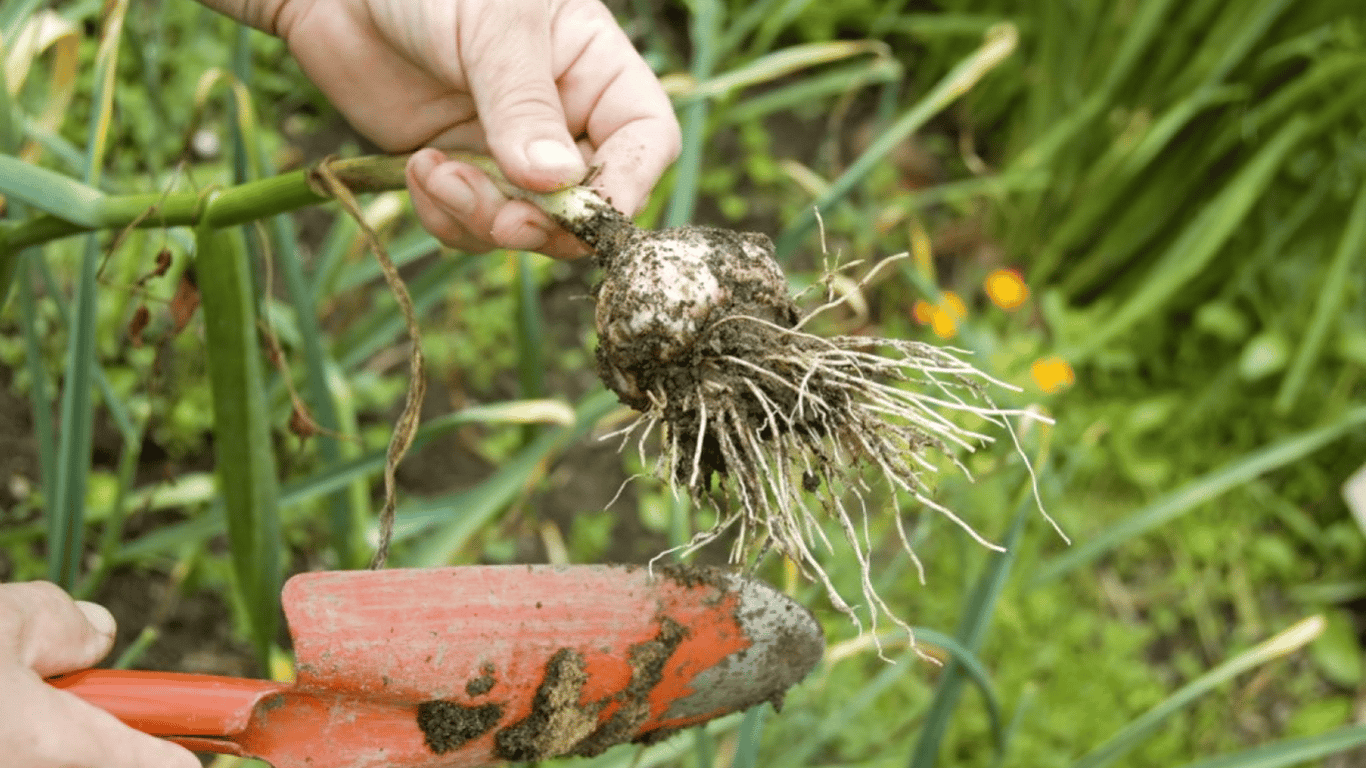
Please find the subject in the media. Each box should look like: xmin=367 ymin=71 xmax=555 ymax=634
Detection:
xmin=50 ymin=564 xmax=823 ymax=768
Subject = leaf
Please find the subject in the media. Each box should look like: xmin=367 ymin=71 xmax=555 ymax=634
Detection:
xmin=195 ymin=213 xmax=281 ymax=665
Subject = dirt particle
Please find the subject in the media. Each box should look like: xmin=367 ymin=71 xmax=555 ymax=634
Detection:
xmin=493 ymin=649 xmax=601 ymax=761
xmin=465 ymin=663 xmax=496 ymax=697
xmin=556 ymin=196 xmax=633 ymax=263
xmin=416 ymin=700 xmax=502 ymax=754
xmin=656 ymin=563 xmax=731 ymax=593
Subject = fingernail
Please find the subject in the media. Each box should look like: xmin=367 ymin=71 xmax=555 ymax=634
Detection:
xmin=506 ymin=217 xmax=552 ymax=251
xmin=408 ymin=148 xmax=439 ymax=177
xmin=76 ymin=600 xmax=116 ymax=638
xmin=525 ymin=139 xmax=585 ymax=182
xmin=431 ymin=167 xmax=478 ymax=216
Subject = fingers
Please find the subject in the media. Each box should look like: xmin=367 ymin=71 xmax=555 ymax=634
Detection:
xmin=458 ymin=0 xmax=588 ymax=192
xmin=407 ymin=149 xmax=590 ymax=259
xmin=556 ymin=0 xmax=681 ymax=215
xmin=0 ymin=667 xmax=201 ymax=768
xmin=0 ymin=581 xmax=201 ymax=768
xmin=0 ymin=581 xmax=115 ymax=677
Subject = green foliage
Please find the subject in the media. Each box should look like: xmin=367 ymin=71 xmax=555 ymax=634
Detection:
xmin=2 ymin=0 xmax=1364 ymax=767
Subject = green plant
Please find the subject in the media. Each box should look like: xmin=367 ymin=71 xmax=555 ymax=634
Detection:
xmin=3 ymin=0 xmax=1365 ymax=767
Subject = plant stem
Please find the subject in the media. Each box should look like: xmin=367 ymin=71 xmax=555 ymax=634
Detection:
xmin=0 ymin=151 xmax=623 ymax=256
xmin=0 ymin=154 xmax=410 ymax=255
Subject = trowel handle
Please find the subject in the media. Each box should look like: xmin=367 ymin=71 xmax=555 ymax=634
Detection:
xmin=49 ymin=669 xmax=287 ymax=738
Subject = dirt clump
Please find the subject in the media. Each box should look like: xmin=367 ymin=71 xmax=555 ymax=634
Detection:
xmin=655 ymin=562 xmax=732 ymax=595
xmin=490 ymin=615 xmax=690 ymax=761
xmin=416 ymin=700 xmax=502 ymax=754
xmin=464 ymin=662 xmax=496 ymax=697
xmin=493 ymin=649 xmax=601 ymax=761
xmin=569 ymin=616 xmax=687 ymax=756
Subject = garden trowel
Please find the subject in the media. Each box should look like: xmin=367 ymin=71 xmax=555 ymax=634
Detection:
xmin=51 ymin=564 xmax=824 ymax=768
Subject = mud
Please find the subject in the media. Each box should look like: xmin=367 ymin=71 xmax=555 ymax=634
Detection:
xmin=569 ymin=616 xmax=687 ymax=756
xmin=655 ymin=562 xmax=732 ymax=594
xmin=464 ymin=662 xmax=496 ymax=697
xmin=416 ymin=700 xmax=502 ymax=754
xmin=556 ymin=195 xmax=634 ymax=265
xmin=491 ymin=616 xmax=690 ymax=761
xmin=493 ymin=649 xmax=601 ymax=761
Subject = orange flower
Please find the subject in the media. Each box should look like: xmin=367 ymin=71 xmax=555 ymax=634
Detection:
xmin=912 ymin=292 xmax=966 ymax=339
xmin=984 ymin=268 xmax=1029 ymax=311
xmin=1031 ymin=356 xmax=1075 ymax=393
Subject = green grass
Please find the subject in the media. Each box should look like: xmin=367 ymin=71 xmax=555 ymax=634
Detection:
xmin=1 ymin=0 xmax=1364 ymax=767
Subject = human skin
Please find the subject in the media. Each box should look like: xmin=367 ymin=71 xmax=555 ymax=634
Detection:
xmin=202 ymin=0 xmax=681 ymax=258
xmin=0 ymin=581 xmax=201 ymax=768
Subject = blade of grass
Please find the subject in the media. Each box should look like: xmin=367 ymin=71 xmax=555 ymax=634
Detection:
xmin=111 ymin=399 xmax=574 ymax=563
xmin=278 ymin=400 xmax=574 ymax=512
xmin=907 ymin=489 xmax=1033 ymax=768
xmin=335 ymin=256 xmax=464 ymax=370
xmin=330 ymin=225 xmax=443 ymax=295
xmin=714 ymin=0 xmax=787 ymax=59
xmin=779 ymin=648 xmax=921 ymax=766
xmin=1065 ymin=114 xmax=1311 ymax=361
xmin=1034 ymin=405 xmax=1366 ymax=584
xmin=0 ymin=154 xmax=104 ymax=225
xmin=731 ymin=705 xmax=766 ymax=768
xmin=725 ymin=57 xmax=903 ymax=124
xmin=691 ymin=728 xmax=714 ymax=768
xmin=263 ymin=208 xmax=360 ymax=566
xmin=1070 ymin=616 xmax=1325 ymax=768
xmin=16 ymin=261 xmax=54 ymax=508
xmin=219 ymin=76 xmax=365 ymax=567
xmin=671 ymin=40 xmax=891 ymax=105
xmin=1034 ymin=83 xmax=1247 ymax=286
xmin=775 ymin=22 xmax=1018 ymax=259
xmin=1273 ymin=177 xmax=1366 ymax=414
xmin=404 ymin=389 xmax=617 ymax=566
xmin=515 ymin=252 xmax=546 ymax=402
xmin=664 ymin=0 xmax=721 ymax=227
xmin=195 ymin=213 xmax=281 ymax=664
xmin=0 ymin=0 xmax=45 ymax=43
xmin=825 ymin=625 xmax=1005 ymax=753
xmin=49 ymin=0 xmax=128 ymax=589
xmin=1173 ymin=724 xmax=1366 ymax=768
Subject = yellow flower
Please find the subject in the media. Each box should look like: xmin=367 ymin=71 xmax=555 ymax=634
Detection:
xmin=912 ymin=291 xmax=966 ymax=339
xmin=985 ymin=268 xmax=1029 ymax=311
xmin=1031 ymin=356 xmax=1075 ymax=393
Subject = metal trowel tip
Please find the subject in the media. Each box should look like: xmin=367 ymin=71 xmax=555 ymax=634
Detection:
xmin=650 ymin=566 xmax=824 ymax=725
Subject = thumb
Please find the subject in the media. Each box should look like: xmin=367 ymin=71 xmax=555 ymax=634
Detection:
xmin=459 ymin=1 xmax=586 ymax=191
xmin=0 ymin=581 xmax=115 ymax=677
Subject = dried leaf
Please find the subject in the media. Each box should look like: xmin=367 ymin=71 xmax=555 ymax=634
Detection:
xmin=170 ymin=265 xmax=200 ymax=333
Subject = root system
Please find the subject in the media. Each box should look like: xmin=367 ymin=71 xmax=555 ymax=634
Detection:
xmin=529 ymin=177 xmax=1060 ymax=653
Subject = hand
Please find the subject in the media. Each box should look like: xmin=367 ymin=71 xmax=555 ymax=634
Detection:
xmin=0 ymin=581 xmax=200 ymax=768
xmin=270 ymin=0 xmax=680 ymax=258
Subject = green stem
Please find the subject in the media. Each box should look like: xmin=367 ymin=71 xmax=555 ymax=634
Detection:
xmin=0 ymin=154 xmax=411 ymax=255
xmin=0 ymin=151 xmax=619 ymax=256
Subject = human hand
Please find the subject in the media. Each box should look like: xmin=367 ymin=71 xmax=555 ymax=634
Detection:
xmin=261 ymin=0 xmax=679 ymax=258
xmin=0 ymin=581 xmax=201 ymax=768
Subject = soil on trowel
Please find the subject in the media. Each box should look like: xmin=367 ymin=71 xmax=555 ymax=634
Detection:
xmin=492 ymin=615 xmax=690 ymax=761
xmin=569 ymin=616 xmax=687 ymax=757
xmin=493 ymin=648 xmax=601 ymax=761
xmin=416 ymin=700 xmax=502 ymax=754
xmin=465 ymin=662 xmax=496 ymax=697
